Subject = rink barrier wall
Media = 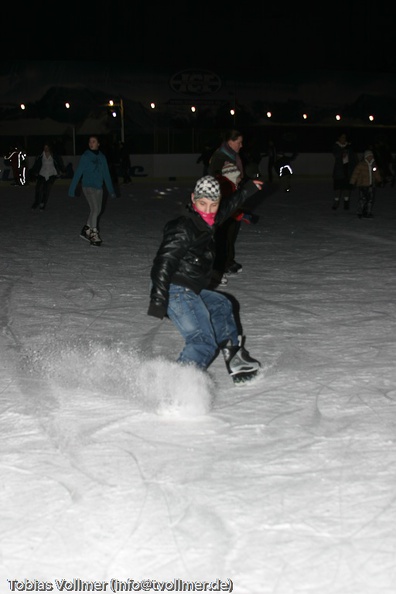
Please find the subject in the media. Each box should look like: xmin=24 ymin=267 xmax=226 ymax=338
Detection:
xmin=60 ymin=153 xmax=336 ymax=178
xmin=3 ymin=153 xmax=375 ymax=181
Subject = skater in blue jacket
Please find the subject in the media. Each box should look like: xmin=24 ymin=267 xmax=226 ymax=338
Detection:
xmin=68 ymin=135 xmax=115 ymax=247
xmin=148 ymin=175 xmax=263 ymax=385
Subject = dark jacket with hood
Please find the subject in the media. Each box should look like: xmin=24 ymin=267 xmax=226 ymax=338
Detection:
xmin=208 ymin=142 xmax=244 ymax=178
xmin=332 ymin=141 xmax=357 ymax=181
xmin=148 ymin=179 xmax=259 ymax=319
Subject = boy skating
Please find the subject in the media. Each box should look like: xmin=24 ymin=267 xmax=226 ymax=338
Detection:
xmin=147 ymin=175 xmax=263 ymax=384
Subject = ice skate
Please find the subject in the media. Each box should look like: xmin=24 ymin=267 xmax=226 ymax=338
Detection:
xmin=231 ymin=370 xmax=261 ymax=385
xmin=226 ymin=261 xmax=243 ymax=275
xmin=90 ymin=228 xmax=102 ymax=247
xmin=222 ymin=337 xmax=261 ymax=385
xmin=80 ymin=225 xmax=91 ymax=242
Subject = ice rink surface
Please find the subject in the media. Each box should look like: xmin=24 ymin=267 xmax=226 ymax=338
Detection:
xmin=0 ymin=175 xmax=395 ymax=594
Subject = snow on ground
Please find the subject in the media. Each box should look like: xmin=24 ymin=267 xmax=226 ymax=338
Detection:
xmin=0 ymin=174 xmax=395 ymax=594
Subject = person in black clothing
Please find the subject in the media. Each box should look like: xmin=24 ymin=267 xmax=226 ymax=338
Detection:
xmin=274 ymin=151 xmax=295 ymax=192
xmin=196 ymin=144 xmax=215 ymax=176
xmin=331 ymin=132 xmax=358 ymax=210
xmin=147 ymin=174 xmax=263 ymax=385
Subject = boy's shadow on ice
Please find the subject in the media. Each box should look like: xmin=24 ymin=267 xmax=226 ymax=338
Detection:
xmin=215 ymin=289 xmax=243 ymax=336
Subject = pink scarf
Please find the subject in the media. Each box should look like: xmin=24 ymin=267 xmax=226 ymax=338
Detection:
xmin=192 ymin=203 xmax=216 ymax=226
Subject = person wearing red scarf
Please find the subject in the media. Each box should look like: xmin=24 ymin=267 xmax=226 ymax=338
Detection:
xmin=147 ymin=175 xmax=263 ymax=385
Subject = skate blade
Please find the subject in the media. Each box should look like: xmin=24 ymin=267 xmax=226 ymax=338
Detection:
xmin=232 ymin=369 xmax=260 ymax=386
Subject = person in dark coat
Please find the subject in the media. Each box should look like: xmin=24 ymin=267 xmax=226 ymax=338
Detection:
xmin=331 ymin=132 xmax=358 ymax=210
xmin=274 ymin=151 xmax=296 ymax=192
xmin=147 ymin=175 xmax=263 ymax=384
xmin=209 ymin=130 xmax=245 ymax=278
xmin=211 ymin=161 xmax=260 ymax=287
xmin=196 ymin=144 xmax=215 ymax=176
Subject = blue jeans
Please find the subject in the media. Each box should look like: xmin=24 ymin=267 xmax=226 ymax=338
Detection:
xmin=167 ymin=284 xmax=239 ymax=370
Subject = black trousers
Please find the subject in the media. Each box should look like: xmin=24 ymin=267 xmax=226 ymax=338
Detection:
xmin=33 ymin=175 xmax=56 ymax=207
xmin=213 ymin=217 xmax=241 ymax=275
xmin=357 ymin=186 xmax=375 ymax=215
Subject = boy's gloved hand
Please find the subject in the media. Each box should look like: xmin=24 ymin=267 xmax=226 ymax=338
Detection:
xmin=147 ymin=300 xmax=167 ymax=319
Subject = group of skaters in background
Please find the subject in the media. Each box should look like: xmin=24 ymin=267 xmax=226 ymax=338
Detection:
xmin=2 ymin=130 xmax=396 ymax=250
xmin=195 ymin=129 xmax=396 ymax=290
xmin=332 ymin=131 xmax=395 ymax=218
xmin=2 ymin=138 xmax=128 ymax=247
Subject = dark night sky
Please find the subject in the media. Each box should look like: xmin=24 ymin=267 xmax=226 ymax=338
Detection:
xmin=1 ymin=2 xmax=396 ymax=154
xmin=120 ymin=2 xmax=396 ymax=75
xmin=4 ymin=2 xmax=396 ymax=76
xmin=1 ymin=0 xmax=395 ymax=129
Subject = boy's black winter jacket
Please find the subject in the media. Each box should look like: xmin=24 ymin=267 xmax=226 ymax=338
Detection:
xmin=148 ymin=180 xmax=259 ymax=319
